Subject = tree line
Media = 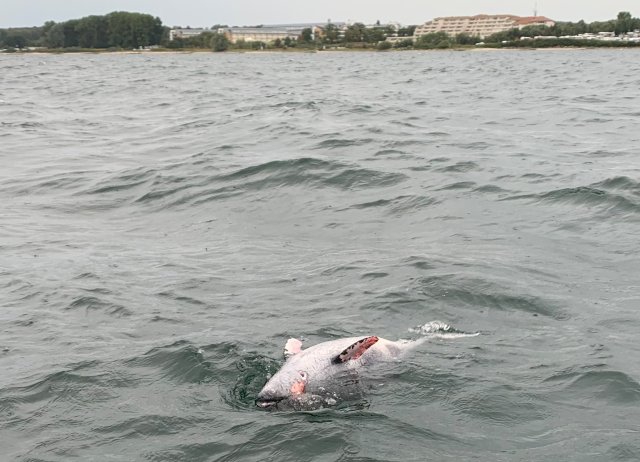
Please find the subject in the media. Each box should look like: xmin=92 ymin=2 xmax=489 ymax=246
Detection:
xmin=0 ymin=12 xmax=165 ymax=50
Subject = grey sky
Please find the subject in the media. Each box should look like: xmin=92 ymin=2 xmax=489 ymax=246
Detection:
xmin=2 ymin=0 xmax=638 ymax=28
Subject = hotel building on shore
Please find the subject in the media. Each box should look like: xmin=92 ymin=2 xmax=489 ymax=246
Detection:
xmin=414 ymin=14 xmax=556 ymax=39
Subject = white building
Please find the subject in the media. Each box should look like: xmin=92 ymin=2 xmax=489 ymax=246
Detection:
xmin=225 ymin=25 xmax=322 ymax=43
xmin=169 ymin=28 xmax=211 ymax=41
xmin=415 ymin=15 xmax=555 ymax=39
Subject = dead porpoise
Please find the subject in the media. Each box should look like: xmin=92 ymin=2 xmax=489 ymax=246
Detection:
xmin=255 ymin=322 xmax=477 ymax=410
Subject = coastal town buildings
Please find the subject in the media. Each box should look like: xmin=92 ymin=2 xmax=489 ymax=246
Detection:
xmin=170 ymin=15 xmax=640 ymax=47
xmin=414 ymin=15 xmax=556 ymax=39
xmin=169 ymin=22 xmax=398 ymax=44
xmin=526 ymin=30 xmax=640 ymax=42
xmin=169 ymin=24 xmax=328 ymax=43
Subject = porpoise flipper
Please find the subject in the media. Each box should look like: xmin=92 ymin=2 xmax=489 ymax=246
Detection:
xmin=284 ymin=338 xmax=303 ymax=358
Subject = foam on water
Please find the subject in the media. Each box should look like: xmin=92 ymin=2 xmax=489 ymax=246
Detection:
xmin=409 ymin=321 xmax=480 ymax=339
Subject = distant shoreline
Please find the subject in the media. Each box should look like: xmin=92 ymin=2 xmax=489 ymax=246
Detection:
xmin=4 ymin=46 xmax=640 ymax=55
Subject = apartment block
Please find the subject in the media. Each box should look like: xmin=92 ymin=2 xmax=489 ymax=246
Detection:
xmin=415 ymin=15 xmax=555 ymax=39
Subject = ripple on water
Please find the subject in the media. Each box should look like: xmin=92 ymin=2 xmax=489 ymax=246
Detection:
xmin=437 ymin=181 xmax=477 ymax=191
xmin=593 ymin=176 xmax=640 ymax=195
xmin=502 ymin=179 xmax=640 ymax=221
xmin=82 ymin=167 xmax=157 ymax=195
xmin=607 ymin=442 xmax=640 ymax=461
xmin=129 ymin=158 xmax=407 ymax=210
xmin=66 ymin=295 xmax=132 ymax=317
xmin=436 ymin=161 xmax=480 ymax=173
xmin=452 ymin=385 xmax=548 ymax=425
xmin=545 ymin=368 xmax=640 ymax=405
xmin=125 ymin=340 xmax=220 ymax=384
xmin=341 ymin=194 xmax=438 ymax=215
xmin=313 ymin=138 xmax=372 ymax=149
xmin=229 ymin=354 xmax=281 ymax=410
xmin=0 ymin=360 xmax=120 ymax=423
xmin=368 ymin=274 xmax=568 ymax=320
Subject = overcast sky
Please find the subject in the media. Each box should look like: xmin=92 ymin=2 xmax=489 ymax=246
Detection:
xmin=2 ymin=0 xmax=638 ymax=28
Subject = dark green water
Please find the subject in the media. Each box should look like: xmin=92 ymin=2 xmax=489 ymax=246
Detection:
xmin=1 ymin=50 xmax=639 ymax=461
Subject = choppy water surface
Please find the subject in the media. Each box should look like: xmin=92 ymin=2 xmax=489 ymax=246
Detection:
xmin=1 ymin=49 xmax=640 ymax=461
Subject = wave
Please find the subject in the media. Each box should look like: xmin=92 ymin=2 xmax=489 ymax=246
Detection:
xmin=124 ymin=340 xmax=219 ymax=384
xmin=313 ymin=138 xmax=373 ymax=149
xmin=133 ymin=158 xmax=407 ymax=209
xmin=341 ymin=194 xmax=438 ymax=215
xmin=451 ymin=385 xmax=547 ymax=425
xmin=544 ymin=368 xmax=640 ymax=405
xmin=592 ymin=176 xmax=640 ymax=194
xmin=0 ymin=339 xmax=248 ymax=459
xmin=66 ymin=295 xmax=132 ymax=317
xmin=436 ymin=161 xmax=480 ymax=173
xmin=366 ymin=273 xmax=567 ymax=319
xmin=438 ymin=181 xmax=476 ymax=190
xmin=0 ymin=359 xmax=117 ymax=423
xmin=502 ymin=178 xmax=640 ymax=218
xmin=8 ymin=156 xmax=408 ymax=213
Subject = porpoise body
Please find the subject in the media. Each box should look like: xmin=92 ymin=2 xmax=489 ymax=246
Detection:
xmin=256 ymin=335 xmax=422 ymax=410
